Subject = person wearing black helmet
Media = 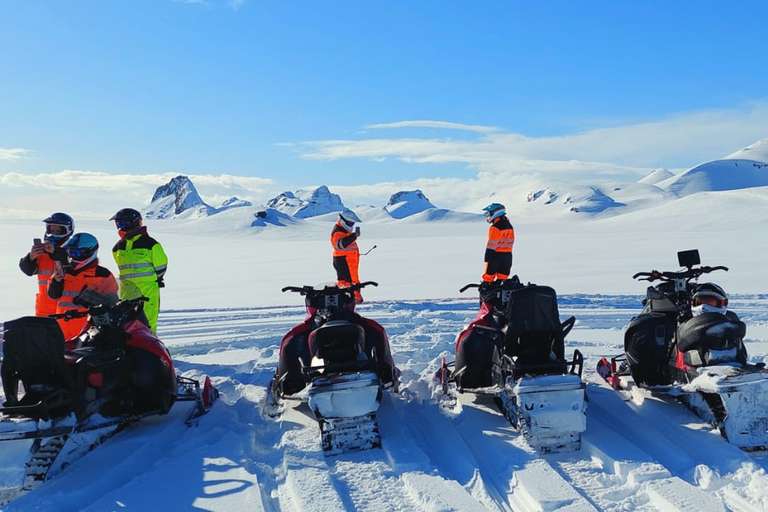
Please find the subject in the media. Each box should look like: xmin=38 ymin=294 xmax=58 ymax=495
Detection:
xmin=48 ymin=232 xmax=119 ymax=342
xmin=481 ymin=203 xmax=515 ymax=282
xmin=19 ymin=212 xmax=74 ymax=316
xmin=110 ymin=208 xmax=168 ymax=332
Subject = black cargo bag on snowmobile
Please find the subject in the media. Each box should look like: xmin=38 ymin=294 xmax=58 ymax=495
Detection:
xmin=1 ymin=316 xmax=75 ymax=413
xmin=624 ymin=312 xmax=676 ymax=386
xmin=503 ymin=285 xmax=573 ymax=376
xmin=676 ymin=312 xmax=747 ymax=367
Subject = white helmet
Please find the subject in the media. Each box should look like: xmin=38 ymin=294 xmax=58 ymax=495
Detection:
xmin=691 ymin=283 xmax=728 ymax=317
xmin=338 ymin=209 xmax=361 ymax=232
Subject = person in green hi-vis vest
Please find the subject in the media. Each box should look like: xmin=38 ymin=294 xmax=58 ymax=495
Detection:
xmin=109 ymin=208 xmax=168 ymax=332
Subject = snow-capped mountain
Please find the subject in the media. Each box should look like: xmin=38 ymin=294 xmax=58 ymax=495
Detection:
xmin=218 ymin=197 xmax=252 ymax=210
xmin=266 ymin=185 xmax=346 ymax=219
xmin=638 ymin=168 xmax=675 ymax=185
xmin=143 ymin=175 xmax=216 ymax=219
xmin=658 ymin=138 xmax=768 ymax=197
xmin=383 ymin=190 xmax=437 ymax=219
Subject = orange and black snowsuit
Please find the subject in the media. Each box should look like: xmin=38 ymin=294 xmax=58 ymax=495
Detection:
xmin=47 ymin=260 xmax=119 ymax=342
xmin=483 ymin=216 xmax=515 ymax=282
xmin=19 ymin=248 xmax=68 ymax=316
xmin=330 ymin=221 xmax=361 ymax=293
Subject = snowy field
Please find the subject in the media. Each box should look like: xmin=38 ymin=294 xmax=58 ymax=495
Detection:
xmin=2 ymin=205 xmax=768 ymax=511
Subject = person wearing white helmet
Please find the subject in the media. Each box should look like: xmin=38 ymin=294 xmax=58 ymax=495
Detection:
xmin=19 ymin=212 xmax=75 ymax=317
xmin=481 ymin=203 xmax=515 ymax=282
xmin=690 ymin=283 xmax=729 ymax=317
xmin=330 ymin=209 xmax=364 ymax=303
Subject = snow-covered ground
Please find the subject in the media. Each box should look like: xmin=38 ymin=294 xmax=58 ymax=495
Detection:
xmin=2 ymin=171 xmax=768 ymax=510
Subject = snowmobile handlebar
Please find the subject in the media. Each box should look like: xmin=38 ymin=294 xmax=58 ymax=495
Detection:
xmin=282 ymin=281 xmax=379 ymax=295
xmin=48 ymin=296 xmax=150 ymax=322
xmin=632 ymin=265 xmax=729 ymax=282
xmin=459 ymin=283 xmax=481 ymax=293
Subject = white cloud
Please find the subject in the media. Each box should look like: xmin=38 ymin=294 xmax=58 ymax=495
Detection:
xmin=0 ymin=148 xmax=31 ymax=161
xmin=297 ymin=102 xmax=768 ymax=182
xmin=363 ymin=120 xmax=500 ymax=133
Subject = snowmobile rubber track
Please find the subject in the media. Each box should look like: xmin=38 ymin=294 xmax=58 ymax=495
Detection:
xmin=319 ymin=412 xmax=380 ymax=455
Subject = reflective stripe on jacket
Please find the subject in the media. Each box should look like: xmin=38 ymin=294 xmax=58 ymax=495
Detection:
xmin=330 ymin=222 xmax=359 ymax=257
xmin=484 ymin=216 xmax=515 ymax=258
xmin=112 ymin=229 xmax=168 ymax=294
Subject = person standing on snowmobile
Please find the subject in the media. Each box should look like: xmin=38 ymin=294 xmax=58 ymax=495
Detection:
xmin=331 ymin=209 xmax=364 ymax=303
xmin=48 ymin=233 xmax=119 ymax=342
xmin=19 ymin=212 xmax=75 ymax=317
xmin=481 ymin=203 xmax=515 ymax=282
xmin=110 ymin=208 xmax=168 ymax=332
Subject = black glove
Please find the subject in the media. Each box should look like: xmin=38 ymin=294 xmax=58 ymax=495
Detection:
xmin=157 ymin=279 xmax=165 ymax=288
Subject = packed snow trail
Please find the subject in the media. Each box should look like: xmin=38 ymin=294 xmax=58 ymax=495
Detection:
xmin=1 ymin=296 xmax=768 ymax=511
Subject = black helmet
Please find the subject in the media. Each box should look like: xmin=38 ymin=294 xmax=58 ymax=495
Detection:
xmin=62 ymin=233 xmax=99 ymax=270
xmin=43 ymin=212 xmax=74 ymax=245
xmin=110 ymin=208 xmax=142 ymax=231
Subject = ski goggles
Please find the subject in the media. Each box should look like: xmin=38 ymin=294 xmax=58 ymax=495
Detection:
xmin=46 ymin=224 xmax=69 ymax=235
xmin=115 ymin=219 xmax=136 ymax=230
xmin=67 ymin=248 xmax=90 ymax=260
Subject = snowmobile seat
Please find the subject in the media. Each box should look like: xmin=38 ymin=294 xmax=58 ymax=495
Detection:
xmin=503 ymin=286 xmax=568 ymax=376
xmin=1 ymin=316 xmax=75 ymax=410
xmin=677 ymin=312 xmax=747 ymax=367
xmin=308 ymin=321 xmax=366 ymax=366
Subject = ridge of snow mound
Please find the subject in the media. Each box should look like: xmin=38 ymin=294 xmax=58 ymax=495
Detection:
xmin=659 ymin=159 xmax=768 ymax=197
xmin=219 ymin=197 xmax=252 ymax=210
xmin=525 ymin=184 xmax=624 ymax=214
xmin=639 ymin=168 xmax=675 ymax=185
xmin=723 ymin=137 xmax=768 ymax=162
xmin=266 ymin=185 xmax=345 ymax=219
xmin=384 ymin=190 xmax=437 ymax=219
xmin=144 ymin=175 xmax=216 ymax=219
xmin=251 ymin=208 xmax=299 ymax=227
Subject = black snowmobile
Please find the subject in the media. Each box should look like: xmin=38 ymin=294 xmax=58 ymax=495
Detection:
xmin=266 ymin=281 xmax=399 ymax=454
xmin=599 ymin=249 xmax=768 ymax=450
xmin=438 ymin=277 xmax=587 ymax=453
xmin=0 ymin=284 xmax=217 ymax=501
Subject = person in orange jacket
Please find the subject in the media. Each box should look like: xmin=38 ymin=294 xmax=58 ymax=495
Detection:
xmin=331 ymin=209 xmax=364 ymax=303
xmin=481 ymin=203 xmax=515 ymax=282
xmin=19 ymin=212 xmax=74 ymax=317
xmin=48 ymin=233 xmax=119 ymax=342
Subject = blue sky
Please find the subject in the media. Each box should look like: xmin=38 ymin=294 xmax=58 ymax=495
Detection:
xmin=1 ymin=0 xmax=768 ymax=208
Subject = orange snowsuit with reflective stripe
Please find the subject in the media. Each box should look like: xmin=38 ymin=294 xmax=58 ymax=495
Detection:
xmin=330 ymin=221 xmax=360 ymax=290
xmin=483 ymin=216 xmax=515 ymax=282
xmin=47 ymin=261 xmax=119 ymax=341
xmin=19 ymin=252 xmax=60 ymax=316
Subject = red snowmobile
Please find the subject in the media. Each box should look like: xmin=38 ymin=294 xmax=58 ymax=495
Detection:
xmin=0 ymin=283 xmax=217 ymax=501
xmin=266 ymin=281 xmax=399 ymax=454
xmin=599 ymin=249 xmax=768 ymax=450
xmin=438 ymin=277 xmax=587 ymax=453
xmin=1 ymin=285 xmax=216 ymax=430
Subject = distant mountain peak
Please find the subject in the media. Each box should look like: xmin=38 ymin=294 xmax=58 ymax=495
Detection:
xmin=265 ymin=185 xmax=345 ymax=218
xmin=638 ymin=168 xmax=675 ymax=185
xmin=144 ymin=175 xmax=215 ymax=219
xmin=384 ymin=189 xmax=436 ymax=219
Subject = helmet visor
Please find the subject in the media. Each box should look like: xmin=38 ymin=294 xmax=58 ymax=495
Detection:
xmin=693 ymin=294 xmax=726 ymax=308
xmin=67 ymin=248 xmax=90 ymax=261
xmin=115 ymin=219 xmax=135 ymax=230
xmin=46 ymin=224 xmax=69 ymax=235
